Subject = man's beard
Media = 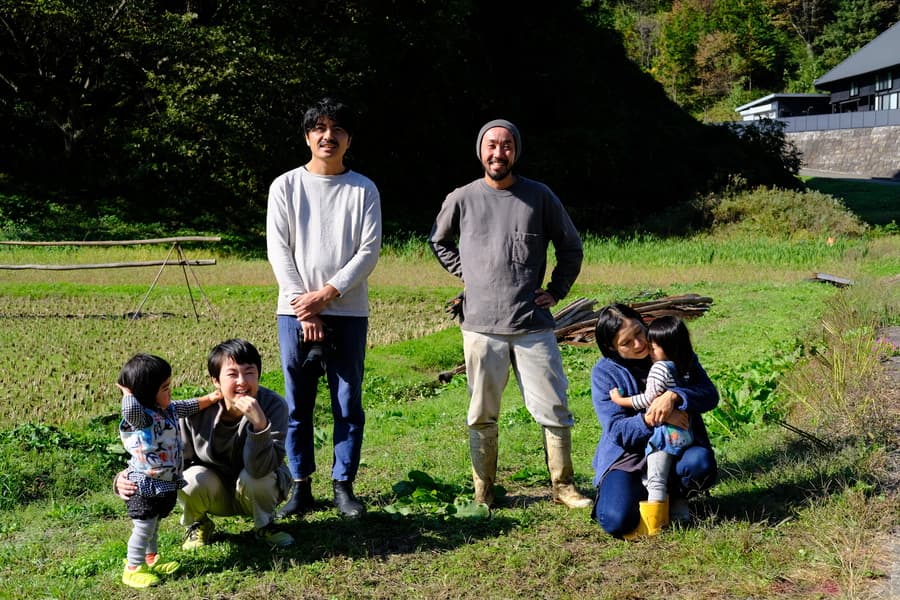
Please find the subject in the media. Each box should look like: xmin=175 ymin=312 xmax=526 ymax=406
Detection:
xmin=485 ymin=160 xmax=511 ymax=181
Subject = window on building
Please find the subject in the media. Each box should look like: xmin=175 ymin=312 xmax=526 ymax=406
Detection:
xmin=876 ymin=72 xmax=893 ymax=92
xmin=875 ymin=92 xmax=900 ymax=110
xmin=850 ymin=81 xmax=858 ymax=96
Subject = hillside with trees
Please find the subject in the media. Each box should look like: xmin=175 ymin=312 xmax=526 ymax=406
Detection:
xmin=584 ymin=0 xmax=900 ymax=121
xmin=0 ymin=1 xmax=857 ymax=243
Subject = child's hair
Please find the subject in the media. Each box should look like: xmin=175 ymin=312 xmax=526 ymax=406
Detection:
xmin=647 ymin=316 xmax=695 ymax=378
xmin=207 ymin=338 xmax=262 ymax=379
xmin=594 ymin=303 xmax=646 ymax=358
xmin=118 ymin=354 xmax=172 ymax=411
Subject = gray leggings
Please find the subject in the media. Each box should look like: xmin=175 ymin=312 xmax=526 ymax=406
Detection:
xmin=646 ymin=450 xmax=674 ymax=502
xmin=127 ymin=517 xmax=159 ymax=566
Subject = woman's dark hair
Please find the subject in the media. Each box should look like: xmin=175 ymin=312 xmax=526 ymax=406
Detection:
xmin=118 ymin=354 xmax=172 ymax=411
xmin=302 ymin=97 xmax=356 ymax=137
xmin=594 ymin=303 xmax=646 ymax=358
xmin=647 ymin=315 xmax=695 ymax=378
xmin=207 ymin=338 xmax=262 ymax=379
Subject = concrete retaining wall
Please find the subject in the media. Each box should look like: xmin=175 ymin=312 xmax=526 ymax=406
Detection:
xmin=788 ymin=126 xmax=900 ymax=179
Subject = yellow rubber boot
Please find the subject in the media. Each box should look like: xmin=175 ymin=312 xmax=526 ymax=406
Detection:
xmin=639 ymin=498 xmax=670 ymax=535
xmin=122 ymin=563 xmax=160 ymax=588
xmin=623 ymin=498 xmax=669 ymax=539
xmin=146 ymin=554 xmax=180 ymax=575
xmin=622 ymin=515 xmax=648 ymax=540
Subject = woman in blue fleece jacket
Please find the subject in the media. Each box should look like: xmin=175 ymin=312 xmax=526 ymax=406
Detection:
xmin=590 ymin=304 xmax=719 ymax=537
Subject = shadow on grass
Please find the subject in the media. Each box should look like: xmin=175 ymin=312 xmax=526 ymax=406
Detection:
xmin=164 ymin=508 xmax=519 ymax=578
xmin=803 ymin=177 xmax=900 ymax=226
xmin=700 ymin=434 xmax=867 ymax=525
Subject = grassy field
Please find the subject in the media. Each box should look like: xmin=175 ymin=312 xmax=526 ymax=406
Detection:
xmin=802 ymin=176 xmax=900 ymax=227
xmin=0 ymin=184 xmax=898 ymax=599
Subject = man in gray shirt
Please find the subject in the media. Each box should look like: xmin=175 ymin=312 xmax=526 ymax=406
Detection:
xmin=429 ymin=119 xmax=591 ymax=509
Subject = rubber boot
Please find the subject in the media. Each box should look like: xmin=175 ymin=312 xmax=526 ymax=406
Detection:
xmin=623 ymin=498 xmax=670 ymax=540
xmin=622 ymin=514 xmax=648 ymax=541
xmin=542 ymin=426 xmax=592 ymax=509
xmin=640 ymin=498 xmax=670 ymax=535
xmin=469 ymin=427 xmax=498 ymax=507
xmin=277 ymin=478 xmax=315 ymax=519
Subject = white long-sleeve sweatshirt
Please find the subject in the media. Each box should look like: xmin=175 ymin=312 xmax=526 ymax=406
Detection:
xmin=266 ymin=166 xmax=382 ymax=317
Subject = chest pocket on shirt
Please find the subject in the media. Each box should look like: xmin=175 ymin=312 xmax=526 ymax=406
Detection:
xmin=510 ymin=232 xmax=544 ymax=266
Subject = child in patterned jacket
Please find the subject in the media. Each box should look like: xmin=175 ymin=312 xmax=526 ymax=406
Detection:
xmin=117 ymin=353 xmax=221 ymax=588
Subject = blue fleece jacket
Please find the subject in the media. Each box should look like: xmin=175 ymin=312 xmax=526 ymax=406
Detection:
xmin=590 ymin=354 xmax=719 ymax=487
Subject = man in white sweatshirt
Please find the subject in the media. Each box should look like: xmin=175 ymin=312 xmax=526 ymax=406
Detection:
xmin=266 ymin=98 xmax=382 ymax=519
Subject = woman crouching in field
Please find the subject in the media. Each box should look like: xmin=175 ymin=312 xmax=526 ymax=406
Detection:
xmin=590 ymin=304 xmax=719 ymax=538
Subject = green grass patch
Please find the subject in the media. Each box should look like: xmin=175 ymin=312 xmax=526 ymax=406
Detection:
xmin=0 ymin=224 xmax=897 ymax=598
xmin=802 ymin=177 xmax=900 ymax=227
xmin=580 ymin=232 xmax=863 ymax=266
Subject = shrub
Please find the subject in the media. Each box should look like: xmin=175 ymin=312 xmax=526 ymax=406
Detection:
xmin=711 ymin=187 xmax=869 ymax=239
xmin=723 ymin=118 xmax=803 ymax=179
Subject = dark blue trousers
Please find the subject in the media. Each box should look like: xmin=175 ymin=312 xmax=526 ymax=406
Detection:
xmin=277 ymin=314 xmax=367 ymax=482
xmin=593 ymin=445 xmax=717 ymax=537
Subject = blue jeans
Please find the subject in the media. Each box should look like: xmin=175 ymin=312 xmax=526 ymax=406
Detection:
xmin=593 ymin=445 xmax=717 ymax=537
xmin=277 ymin=315 xmax=367 ymax=482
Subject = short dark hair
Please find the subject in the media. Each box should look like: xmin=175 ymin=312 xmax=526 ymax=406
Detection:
xmin=594 ymin=303 xmax=646 ymax=358
xmin=647 ymin=315 xmax=696 ymax=378
xmin=118 ymin=354 xmax=172 ymax=410
xmin=207 ymin=339 xmax=262 ymax=379
xmin=302 ymin=97 xmax=356 ymax=137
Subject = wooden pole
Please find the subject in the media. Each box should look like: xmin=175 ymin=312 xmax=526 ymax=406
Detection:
xmin=0 ymin=236 xmax=221 ymax=246
xmin=0 ymin=260 xmax=216 ymax=270
xmin=1 ymin=237 xmax=221 ymax=320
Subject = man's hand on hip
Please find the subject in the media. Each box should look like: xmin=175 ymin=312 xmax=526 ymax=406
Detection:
xmin=534 ymin=288 xmax=557 ymax=309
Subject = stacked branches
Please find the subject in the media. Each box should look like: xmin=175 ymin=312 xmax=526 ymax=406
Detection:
xmin=555 ymin=293 xmax=714 ymax=346
xmin=438 ymin=294 xmax=713 ymax=382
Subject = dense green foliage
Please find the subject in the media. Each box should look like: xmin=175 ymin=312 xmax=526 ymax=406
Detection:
xmin=712 ymin=186 xmax=869 ymax=238
xmin=584 ymin=0 xmax=900 ymax=118
xmin=0 ymin=1 xmax=805 ymax=245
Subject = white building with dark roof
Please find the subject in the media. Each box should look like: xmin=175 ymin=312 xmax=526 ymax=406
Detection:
xmin=735 ymin=93 xmax=831 ymax=121
xmin=814 ymin=20 xmax=900 ymax=113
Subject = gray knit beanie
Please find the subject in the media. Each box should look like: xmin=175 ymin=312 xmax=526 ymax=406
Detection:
xmin=475 ymin=119 xmax=521 ymax=160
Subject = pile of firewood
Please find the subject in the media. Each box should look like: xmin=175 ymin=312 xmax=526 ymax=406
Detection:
xmin=437 ymin=293 xmax=713 ymax=382
xmin=554 ymin=293 xmax=713 ymax=346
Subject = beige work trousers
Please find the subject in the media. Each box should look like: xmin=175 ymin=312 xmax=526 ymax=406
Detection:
xmin=179 ymin=464 xmax=291 ymax=530
xmin=462 ymin=328 xmax=575 ymax=431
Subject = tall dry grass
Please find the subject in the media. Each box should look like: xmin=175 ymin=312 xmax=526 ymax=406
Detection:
xmin=781 ymin=277 xmax=900 ymax=440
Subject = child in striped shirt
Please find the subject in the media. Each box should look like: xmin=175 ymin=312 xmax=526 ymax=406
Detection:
xmin=609 ymin=316 xmax=696 ymax=504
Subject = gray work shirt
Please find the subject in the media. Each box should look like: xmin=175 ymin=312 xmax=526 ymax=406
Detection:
xmin=429 ymin=176 xmax=583 ymax=334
